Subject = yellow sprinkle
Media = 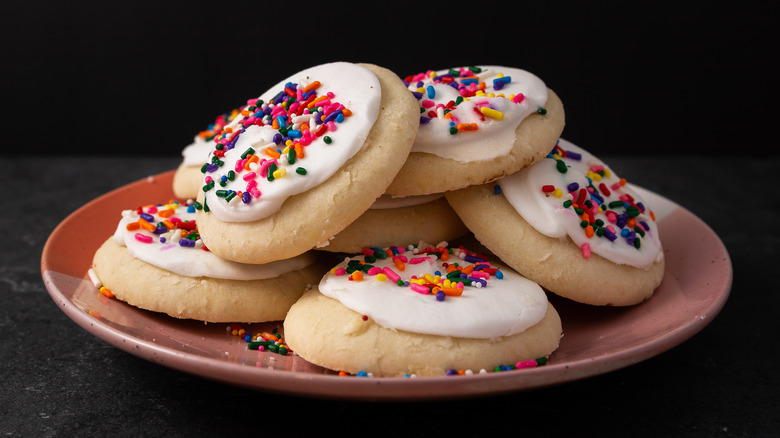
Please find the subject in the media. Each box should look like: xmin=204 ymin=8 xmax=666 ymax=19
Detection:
xmin=273 ymin=168 xmax=287 ymax=179
xmin=376 ymin=274 xmax=388 ymax=282
xmin=480 ymin=107 xmax=505 ymax=120
xmin=554 ymin=188 xmax=563 ymax=198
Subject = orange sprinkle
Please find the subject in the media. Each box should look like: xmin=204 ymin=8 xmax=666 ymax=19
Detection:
xmin=585 ymin=225 xmax=594 ymax=238
xmin=650 ymin=210 xmax=656 ymax=221
xmin=303 ymin=81 xmax=321 ymax=93
xmin=265 ymin=147 xmax=281 ymax=159
xmin=351 ymin=271 xmax=364 ymax=282
xmin=441 ymin=287 xmax=464 ymax=297
xmin=158 ymin=208 xmax=175 ymax=218
xmin=125 ymin=222 xmax=140 ymax=231
xmin=99 ymin=286 xmax=114 ymax=298
xmin=393 ymin=257 xmax=405 ymax=271
xmin=341 ymin=108 xmax=352 ymax=117
xmin=138 ymin=218 xmax=156 ymax=232
xmin=294 ymin=143 xmax=304 ymax=159
xmin=457 ymin=123 xmax=479 ymax=132
xmin=244 ymin=154 xmax=259 ymax=171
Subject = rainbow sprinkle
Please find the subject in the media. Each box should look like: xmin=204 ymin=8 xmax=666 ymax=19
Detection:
xmin=404 ymin=66 xmax=546 ymax=135
xmin=197 ymin=79 xmax=352 ymax=208
xmin=124 ymin=200 xmax=206 ymax=250
xmin=330 ymin=243 xmax=504 ymax=302
xmin=544 ymin=141 xmax=654 ymax=255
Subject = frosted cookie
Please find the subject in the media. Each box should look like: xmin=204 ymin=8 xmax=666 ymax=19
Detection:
xmin=283 ymin=243 xmax=562 ymax=377
xmin=194 ymin=62 xmax=420 ymax=264
xmin=172 ymin=109 xmax=241 ymax=199
xmin=319 ymin=193 xmax=469 ymax=253
xmin=384 ymin=65 xmax=565 ymax=196
xmin=91 ymin=200 xmax=324 ymax=323
xmin=445 ymin=138 xmax=665 ymax=306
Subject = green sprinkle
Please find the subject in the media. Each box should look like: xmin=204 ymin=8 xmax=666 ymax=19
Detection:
xmin=449 ymin=126 xmax=458 ymax=135
xmin=323 ymin=136 xmax=332 ymax=144
xmin=296 ymin=167 xmax=307 ymax=175
xmin=241 ymin=147 xmax=255 ymax=159
xmin=215 ymin=190 xmax=228 ymax=198
xmin=556 ymin=159 xmax=567 ymax=173
xmin=537 ymin=107 xmax=547 ymax=115
xmin=227 ymin=170 xmax=236 ymax=181
xmin=627 ymin=206 xmax=641 ymax=217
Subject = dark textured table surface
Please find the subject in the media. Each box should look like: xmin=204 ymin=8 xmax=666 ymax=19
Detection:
xmin=2 ymin=154 xmax=777 ymax=437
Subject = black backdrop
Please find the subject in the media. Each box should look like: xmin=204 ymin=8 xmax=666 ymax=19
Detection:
xmin=3 ymin=2 xmax=775 ymax=158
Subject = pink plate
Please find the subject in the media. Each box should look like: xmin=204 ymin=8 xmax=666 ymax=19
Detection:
xmin=41 ymin=170 xmax=732 ymax=401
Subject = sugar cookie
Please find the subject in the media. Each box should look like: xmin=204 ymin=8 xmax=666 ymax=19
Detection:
xmin=385 ymin=65 xmax=565 ymax=196
xmin=445 ymin=138 xmax=665 ymax=306
xmin=194 ymin=62 xmax=420 ymax=264
xmin=319 ymin=194 xmax=469 ymax=253
xmin=283 ymin=242 xmax=562 ymax=377
xmin=91 ymin=200 xmax=324 ymax=322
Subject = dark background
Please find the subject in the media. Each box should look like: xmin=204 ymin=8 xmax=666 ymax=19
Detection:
xmin=3 ymin=3 xmax=775 ymax=158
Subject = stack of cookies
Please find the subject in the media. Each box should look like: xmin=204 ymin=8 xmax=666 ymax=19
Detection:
xmin=92 ymin=62 xmax=664 ymax=377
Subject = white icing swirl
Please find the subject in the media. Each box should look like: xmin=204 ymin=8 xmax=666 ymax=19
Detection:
xmin=407 ymin=66 xmax=548 ymax=162
xmin=498 ymin=138 xmax=662 ymax=268
xmin=202 ymin=62 xmax=381 ymax=222
xmin=318 ymin=244 xmax=548 ymax=339
xmin=112 ymin=202 xmax=315 ymax=279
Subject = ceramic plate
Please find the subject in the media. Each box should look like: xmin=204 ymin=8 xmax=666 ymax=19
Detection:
xmin=41 ymin=170 xmax=732 ymax=401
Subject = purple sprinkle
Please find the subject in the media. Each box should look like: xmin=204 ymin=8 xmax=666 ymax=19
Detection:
xmin=567 ymin=182 xmax=579 ymax=192
xmin=139 ymin=213 xmax=154 ymax=222
xmin=241 ymin=192 xmax=252 ymax=204
xmin=179 ymin=238 xmax=195 ymax=247
xmin=565 ymin=150 xmax=582 ymax=160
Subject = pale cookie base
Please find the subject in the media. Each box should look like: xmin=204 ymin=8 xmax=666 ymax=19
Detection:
xmin=283 ymin=289 xmax=562 ymax=377
xmin=92 ymin=238 xmax=326 ymax=323
xmin=384 ymin=89 xmax=565 ymax=197
xmin=196 ymin=63 xmax=420 ymax=264
xmin=319 ymin=197 xmax=469 ymax=253
xmin=172 ymin=163 xmax=202 ymax=200
xmin=445 ymin=183 xmax=665 ymax=306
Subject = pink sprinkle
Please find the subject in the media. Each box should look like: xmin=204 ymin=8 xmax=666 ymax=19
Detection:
xmin=410 ymin=283 xmax=430 ymax=294
xmin=367 ymin=267 xmax=382 ymax=276
xmin=516 ymin=359 xmax=538 ymax=369
xmin=512 ymin=93 xmax=526 ymax=104
xmin=242 ymin=172 xmax=257 ymax=181
xmin=326 ymin=121 xmax=337 ymax=131
xmin=382 ymin=267 xmax=401 ymax=283
xmin=248 ymin=187 xmax=261 ymax=198
xmin=393 ymin=255 xmax=408 ymax=263
xmin=470 ymin=271 xmax=489 ymax=280
xmin=260 ymin=160 xmax=272 ymax=177
xmin=422 ymin=100 xmax=435 ymax=108
xmin=333 ymin=267 xmax=347 ymax=276
xmin=408 ymin=257 xmax=429 ymax=265
xmin=581 ymin=243 xmax=591 ymax=258
xmin=134 ymin=233 xmax=153 ymax=244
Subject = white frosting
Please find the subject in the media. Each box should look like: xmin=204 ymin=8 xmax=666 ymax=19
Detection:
xmin=499 ymin=138 xmax=662 ymax=268
xmin=181 ymin=137 xmax=214 ymax=166
xmin=318 ymin=244 xmax=548 ymax=339
xmin=112 ymin=202 xmax=315 ymax=279
xmin=202 ymin=62 xmax=381 ymax=222
xmin=369 ymin=193 xmax=443 ymax=210
xmin=406 ymin=66 xmax=548 ymax=162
